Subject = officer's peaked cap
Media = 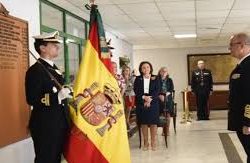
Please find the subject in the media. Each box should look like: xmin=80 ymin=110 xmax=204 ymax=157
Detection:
xmin=33 ymin=31 xmax=62 ymax=43
xmin=197 ymin=60 xmax=204 ymax=64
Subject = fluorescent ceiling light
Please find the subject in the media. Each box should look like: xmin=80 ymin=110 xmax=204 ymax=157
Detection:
xmin=174 ymin=34 xmax=197 ymax=38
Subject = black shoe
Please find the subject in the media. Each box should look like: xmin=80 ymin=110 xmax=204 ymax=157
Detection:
xmin=204 ymin=117 xmax=210 ymax=120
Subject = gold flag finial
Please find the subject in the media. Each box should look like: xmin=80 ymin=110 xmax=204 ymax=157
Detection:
xmin=90 ymin=0 xmax=95 ymax=5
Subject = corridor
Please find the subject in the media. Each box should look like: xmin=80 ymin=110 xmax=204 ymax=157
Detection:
xmin=129 ymin=111 xmax=246 ymax=163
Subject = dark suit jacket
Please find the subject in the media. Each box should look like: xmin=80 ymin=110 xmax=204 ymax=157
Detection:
xmin=228 ymin=55 xmax=250 ymax=131
xmin=134 ymin=75 xmax=160 ymax=124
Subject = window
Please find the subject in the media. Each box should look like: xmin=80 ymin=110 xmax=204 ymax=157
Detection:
xmin=40 ymin=0 xmax=87 ymax=84
xmin=41 ymin=3 xmax=63 ymax=31
xmin=68 ymin=42 xmax=80 ymax=83
xmin=66 ymin=14 xmax=85 ymax=39
xmin=54 ymin=41 xmax=65 ymax=72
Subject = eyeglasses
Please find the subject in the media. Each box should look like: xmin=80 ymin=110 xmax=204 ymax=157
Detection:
xmin=229 ymin=42 xmax=242 ymax=47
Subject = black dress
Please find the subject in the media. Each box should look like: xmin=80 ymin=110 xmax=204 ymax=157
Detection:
xmin=134 ymin=75 xmax=160 ymax=125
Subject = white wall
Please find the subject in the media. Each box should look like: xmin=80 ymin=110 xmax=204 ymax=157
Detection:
xmin=0 ymin=0 xmax=39 ymax=162
xmin=106 ymin=31 xmax=133 ymax=73
xmin=133 ymin=46 xmax=230 ymax=110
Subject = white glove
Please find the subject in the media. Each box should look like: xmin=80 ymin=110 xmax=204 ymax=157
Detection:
xmin=166 ymin=92 xmax=171 ymax=96
xmin=58 ymin=87 xmax=73 ymax=104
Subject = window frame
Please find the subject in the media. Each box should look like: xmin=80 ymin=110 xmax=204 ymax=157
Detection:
xmin=40 ymin=0 xmax=88 ymax=84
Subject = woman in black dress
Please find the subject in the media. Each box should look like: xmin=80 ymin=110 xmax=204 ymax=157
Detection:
xmin=134 ymin=61 xmax=160 ymax=150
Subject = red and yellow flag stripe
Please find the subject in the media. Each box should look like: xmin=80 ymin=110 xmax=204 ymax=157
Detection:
xmin=63 ymin=4 xmax=131 ymax=163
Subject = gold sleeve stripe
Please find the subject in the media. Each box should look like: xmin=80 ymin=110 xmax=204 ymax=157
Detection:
xmin=41 ymin=93 xmax=50 ymax=106
xmin=244 ymin=104 xmax=250 ymax=119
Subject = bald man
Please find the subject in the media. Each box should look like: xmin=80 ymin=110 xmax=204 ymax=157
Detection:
xmin=191 ymin=60 xmax=213 ymax=120
xmin=228 ymin=33 xmax=250 ymax=163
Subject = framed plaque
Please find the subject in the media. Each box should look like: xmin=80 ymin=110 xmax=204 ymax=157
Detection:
xmin=0 ymin=12 xmax=30 ymax=148
xmin=187 ymin=53 xmax=237 ymax=85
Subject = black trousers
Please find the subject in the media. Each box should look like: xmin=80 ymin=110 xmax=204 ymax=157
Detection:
xmin=195 ymin=89 xmax=209 ymax=120
xmin=237 ymin=131 xmax=250 ymax=163
xmin=30 ymin=124 xmax=68 ymax=163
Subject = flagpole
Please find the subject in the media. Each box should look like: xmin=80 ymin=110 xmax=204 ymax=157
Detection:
xmin=63 ymin=1 xmax=131 ymax=161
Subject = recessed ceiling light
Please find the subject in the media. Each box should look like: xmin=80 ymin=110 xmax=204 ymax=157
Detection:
xmin=204 ymin=27 xmax=219 ymax=30
xmin=174 ymin=34 xmax=197 ymax=38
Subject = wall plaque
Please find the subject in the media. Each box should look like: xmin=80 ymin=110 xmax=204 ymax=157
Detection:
xmin=187 ymin=53 xmax=238 ymax=85
xmin=0 ymin=12 xmax=30 ymax=148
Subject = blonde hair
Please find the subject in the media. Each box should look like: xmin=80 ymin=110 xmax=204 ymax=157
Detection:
xmin=158 ymin=67 xmax=167 ymax=76
xmin=121 ymin=65 xmax=130 ymax=76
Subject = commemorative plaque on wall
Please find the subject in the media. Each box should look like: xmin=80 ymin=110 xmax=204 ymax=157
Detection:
xmin=0 ymin=8 xmax=30 ymax=148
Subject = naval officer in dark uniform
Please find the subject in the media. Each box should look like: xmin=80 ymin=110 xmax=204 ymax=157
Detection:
xmin=25 ymin=31 xmax=72 ymax=163
xmin=191 ymin=60 xmax=213 ymax=120
xmin=228 ymin=33 xmax=250 ymax=163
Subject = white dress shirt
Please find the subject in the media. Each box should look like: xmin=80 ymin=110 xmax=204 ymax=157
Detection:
xmin=143 ymin=78 xmax=150 ymax=94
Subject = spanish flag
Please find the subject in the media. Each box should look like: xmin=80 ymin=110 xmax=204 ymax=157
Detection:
xmin=63 ymin=4 xmax=131 ymax=163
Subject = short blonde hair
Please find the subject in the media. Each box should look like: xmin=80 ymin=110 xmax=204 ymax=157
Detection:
xmin=158 ymin=67 xmax=167 ymax=76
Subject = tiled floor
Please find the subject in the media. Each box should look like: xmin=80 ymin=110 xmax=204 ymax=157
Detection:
xmin=129 ymin=110 xmax=246 ymax=163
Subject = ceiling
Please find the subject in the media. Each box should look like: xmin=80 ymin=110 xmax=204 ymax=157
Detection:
xmin=50 ymin=0 xmax=250 ymax=49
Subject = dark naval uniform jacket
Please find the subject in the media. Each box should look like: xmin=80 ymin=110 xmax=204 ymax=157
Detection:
xmin=25 ymin=58 xmax=69 ymax=129
xmin=25 ymin=58 xmax=69 ymax=163
xmin=191 ymin=68 xmax=213 ymax=93
xmin=228 ymin=55 xmax=250 ymax=131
